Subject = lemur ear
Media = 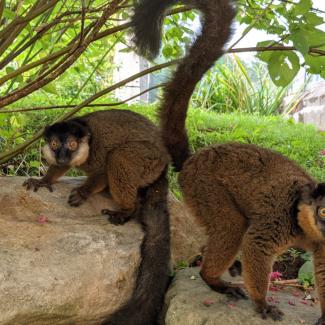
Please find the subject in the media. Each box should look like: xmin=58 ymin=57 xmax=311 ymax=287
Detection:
xmin=43 ymin=125 xmax=51 ymax=139
xmin=314 ymin=183 xmax=325 ymax=198
xmin=299 ymin=183 xmax=316 ymax=204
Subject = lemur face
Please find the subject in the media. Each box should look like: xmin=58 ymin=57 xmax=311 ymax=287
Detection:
xmin=313 ymin=186 xmax=325 ymax=236
xmin=298 ymin=183 xmax=325 ymax=239
xmin=42 ymin=120 xmax=90 ymax=167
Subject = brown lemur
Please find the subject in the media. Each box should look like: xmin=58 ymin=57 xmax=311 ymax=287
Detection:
xmin=23 ymin=109 xmax=171 ymax=325
xmin=132 ymin=0 xmax=325 ymax=323
xmin=180 ymin=143 xmax=325 ymax=323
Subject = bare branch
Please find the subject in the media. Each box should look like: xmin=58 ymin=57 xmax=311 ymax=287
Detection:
xmin=1 ymin=82 xmax=167 ymax=113
xmin=227 ymin=45 xmax=325 ymax=56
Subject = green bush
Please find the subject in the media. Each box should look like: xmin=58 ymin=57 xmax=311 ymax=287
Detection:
xmin=192 ymin=56 xmax=288 ymax=115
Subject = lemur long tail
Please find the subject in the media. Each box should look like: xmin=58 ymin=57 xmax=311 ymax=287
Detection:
xmin=102 ymin=171 xmax=170 ymax=325
xmin=132 ymin=0 xmax=236 ymax=171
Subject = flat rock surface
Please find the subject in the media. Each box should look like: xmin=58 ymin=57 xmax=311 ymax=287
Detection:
xmin=165 ymin=268 xmax=320 ymax=325
xmin=0 ymin=176 xmax=204 ymax=324
xmin=0 ymin=176 xmax=142 ymax=325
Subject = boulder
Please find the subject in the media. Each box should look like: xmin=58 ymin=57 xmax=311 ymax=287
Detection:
xmin=0 ymin=176 xmax=204 ymax=324
xmin=165 ymin=268 xmax=320 ymax=325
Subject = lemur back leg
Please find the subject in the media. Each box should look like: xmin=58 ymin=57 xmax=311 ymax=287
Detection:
xmin=200 ymin=213 xmax=247 ymax=300
xmin=242 ymin=222 xmax=285 ymax=320
xmin=102 ymin=142 xmax=167 ymax=225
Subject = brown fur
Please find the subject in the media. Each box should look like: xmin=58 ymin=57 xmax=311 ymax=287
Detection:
xmin=24 ymin=109 xmax=171 ymax=325
xmin=179 ymin=142 xmax=325 ymax=322
xmin=131 ymin=0 xmax=236 ymax=171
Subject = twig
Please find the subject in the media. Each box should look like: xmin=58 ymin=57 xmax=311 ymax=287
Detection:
xmin=227 ymin=46 xmax=325 ymax=56
xmin=1 ymin=82 xmax=167 ymax=113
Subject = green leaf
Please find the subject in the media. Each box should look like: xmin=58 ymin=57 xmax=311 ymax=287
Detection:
xmin=10 ymin=115 xmax=21 ymax=128
xmin=268 ymin=51 xmax=300 ymax=87
xmin=3 ymin=7 xmax=15 ymax=19
xmin=16 ymin=73 xmax=23 ymax=83
xmin=304 ymin=54 xmax=325 ymax=74
xmin=302 ymin=27 xmax=325 ymax=48
xmin=298 ymin=261 xmax=314 ymax=283
xmin=304 ymin=12 xmax=324 ymax=26
xmin=256 ymin=41 xmax=275 ymax=63
xmin=42 ymin=83 xmax=57 ymax=95
xmin=291 ymin=31 xmax=309 ymax=55
xmin=30 ymin=161 xmax=41 ymax=168
xmin=5 ymin=66 xmax=14 ymax=74
xmin=292 ymin=0 xmax=312 ymax=16
xmin=162 ymin=44 xmax=173 ymax=58
xmin=119 ymin=47 xmax=132 ymax=53
xmin=320 ymin=70 xmax=325 ymax=79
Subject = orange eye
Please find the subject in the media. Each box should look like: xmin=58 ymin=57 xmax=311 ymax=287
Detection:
xmin=318 ymin=208 xmax=325 ymax=218
xmin=68 ymin=140 xmax=78 ymax=151
xmin=50 ymin=140 xmax=59 ymax=150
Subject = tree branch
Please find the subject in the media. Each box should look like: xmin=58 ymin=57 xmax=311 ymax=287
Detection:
xmin=227 ymin=45 xmax=325 ymax=56
xmin=0 ymin=82 xmax=167 ymax=113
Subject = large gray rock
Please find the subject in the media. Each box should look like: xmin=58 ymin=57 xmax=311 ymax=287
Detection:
xmin=0 ymin=177 xmax=143 ymax=325
xmin=0 ymin=176 xmax=204 ymax=324
xmin=165 ymin=268 xmax=319 ymax=325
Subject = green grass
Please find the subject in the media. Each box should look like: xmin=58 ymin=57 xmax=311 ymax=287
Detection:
xmin=185 ymin=109 xmax=325 ymax=181
xmin=2 ymin=104 xmax=325 ymax=188
xmin=125 ymin=105 xmax=325 ymax=180
xmin=111 ymin=105 xmax=325 ymax=196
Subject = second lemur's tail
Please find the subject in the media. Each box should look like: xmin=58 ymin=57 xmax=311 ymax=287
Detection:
xmin=102 ymin=171 xmax=170 ymax=325
xmin=132 ymin=0 xmax=236 ymax=171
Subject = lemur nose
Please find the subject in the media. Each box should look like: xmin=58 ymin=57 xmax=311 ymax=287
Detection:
xmin=57 ymin=158 xmax=69 ymax=165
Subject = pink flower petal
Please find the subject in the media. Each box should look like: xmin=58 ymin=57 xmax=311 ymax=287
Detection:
xmin=270 ymin=271 xmax=282 ymax=281
xmin=38 ymin=215 xmax=47 ymax=224
xmin=203 ymin=299 xmax=214 ymax=306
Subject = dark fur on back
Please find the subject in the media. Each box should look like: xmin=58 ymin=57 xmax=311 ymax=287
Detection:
xmin=131 ymin=0 xmax=236 ymax=171
xmin=102 ymin=170 xmax=170 ymax=325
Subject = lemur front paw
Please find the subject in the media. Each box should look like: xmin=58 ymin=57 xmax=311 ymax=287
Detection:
xmin=315 ymin=317 xmax=325 ymax=325
xmin=223 ymin=287 xmax=247 ymax=300
xmin=101 ymin=209 xmax=132 ymax=225
xmin=68 ymin=187 xmax=88 ymax=207
xmin=23 ymin=178 xmax=53 ymax=192
xmin=256 ymin=304 xmax=284 ymax=321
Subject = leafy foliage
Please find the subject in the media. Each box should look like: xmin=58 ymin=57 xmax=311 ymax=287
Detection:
xmin=160 ymin=0 xmax=325 ymax=87
xmin=192 ymin=55 xmax=288 ymax=115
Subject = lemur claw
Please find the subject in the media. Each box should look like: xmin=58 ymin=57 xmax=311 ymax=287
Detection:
xmin=23 ymin=178 xmax=53 ymax=192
